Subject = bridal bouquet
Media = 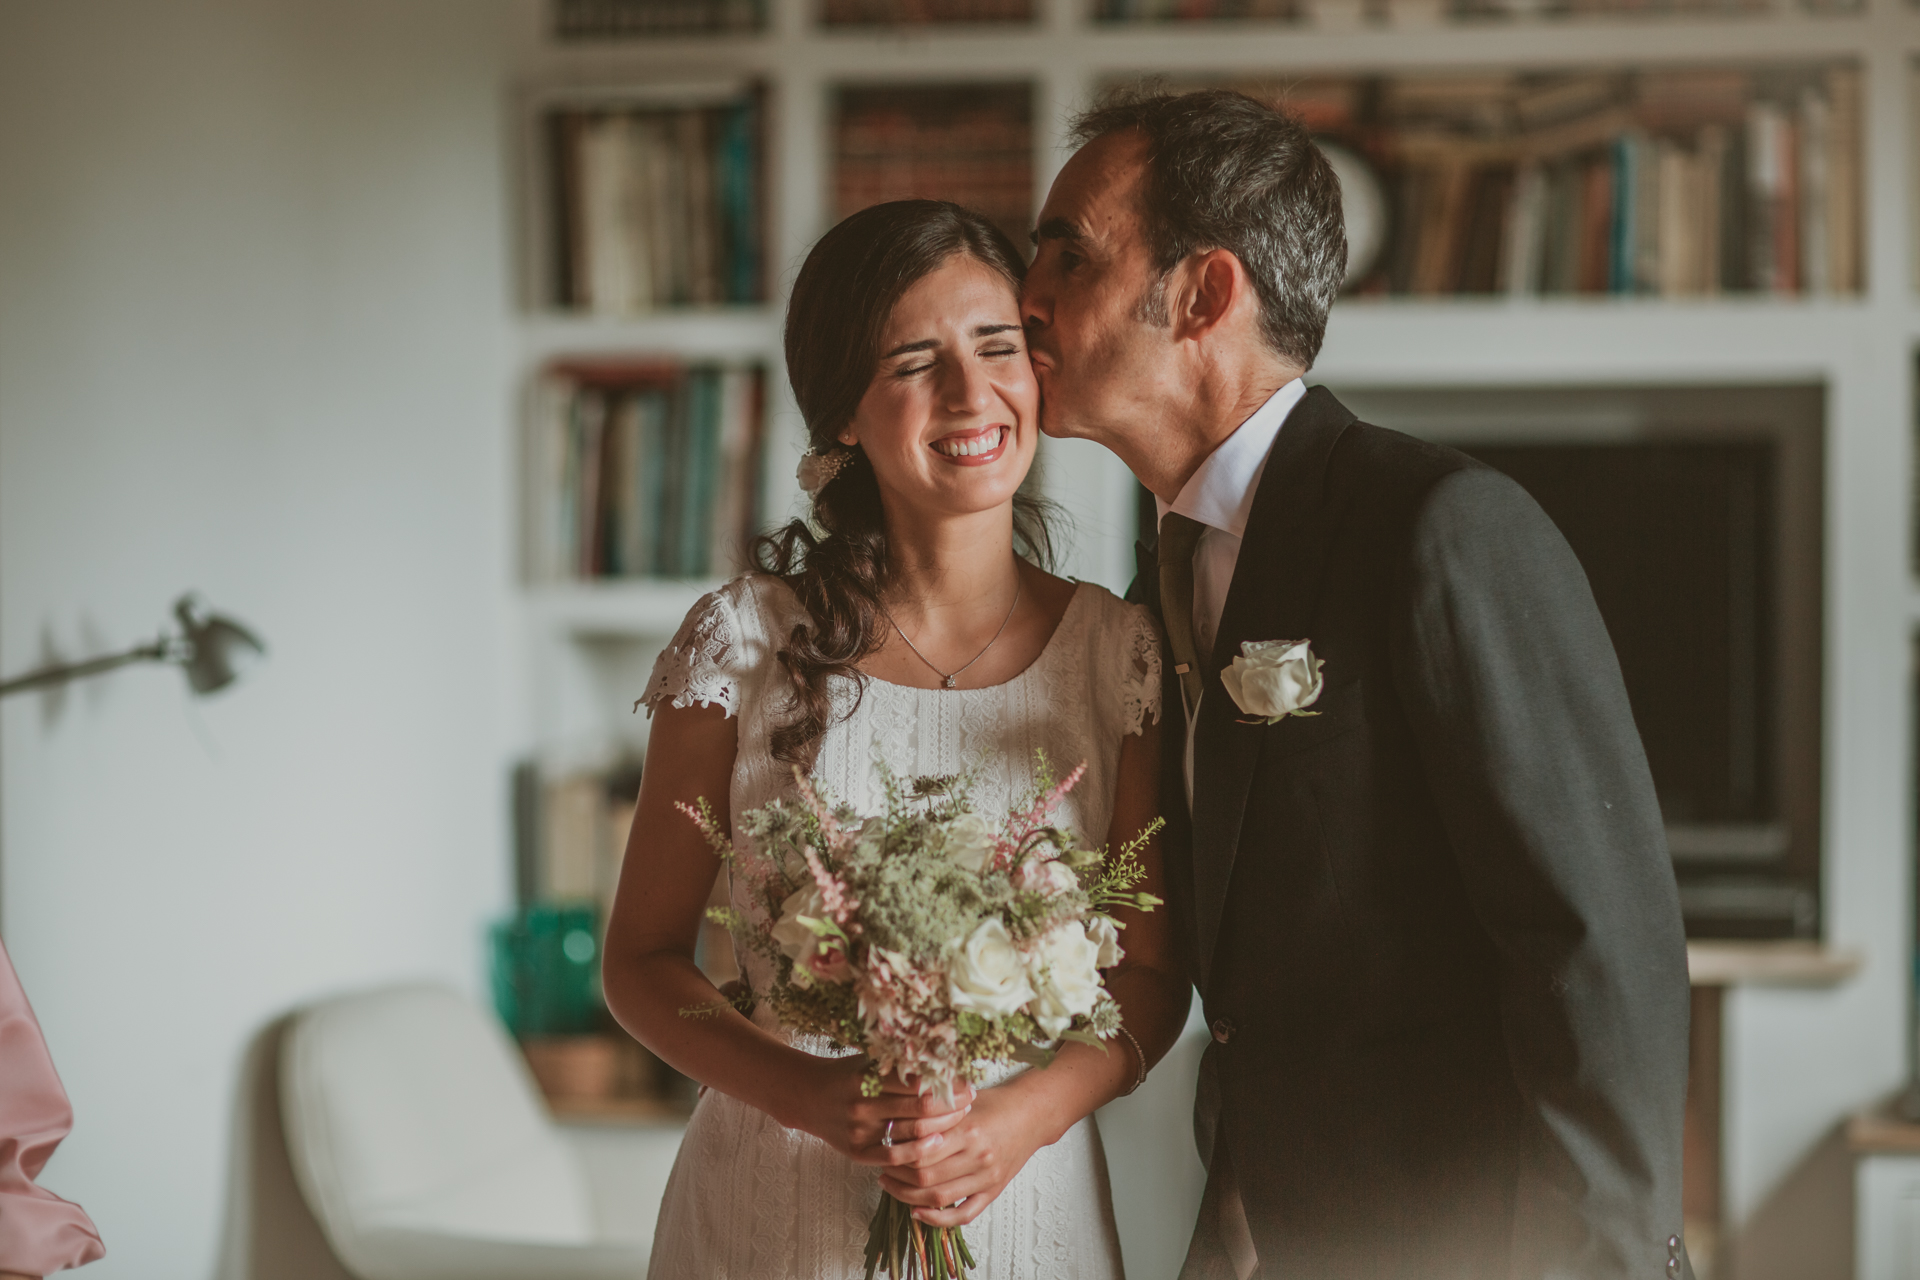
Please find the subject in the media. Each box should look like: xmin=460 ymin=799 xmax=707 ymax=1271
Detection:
xmin=680 ymin=754 xmax=1161 ymax=1280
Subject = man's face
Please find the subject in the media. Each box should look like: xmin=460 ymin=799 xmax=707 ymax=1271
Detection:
xmin=1021 ymin=131 xmax=1174 ymax=443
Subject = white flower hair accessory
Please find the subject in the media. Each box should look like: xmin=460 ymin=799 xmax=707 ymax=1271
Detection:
xmin=796 ymin=447 xmax=855 ymax=496
xmin=1222 ymin=639 xmax=1326 ymax=724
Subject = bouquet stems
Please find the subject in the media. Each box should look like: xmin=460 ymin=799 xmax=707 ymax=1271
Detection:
xmin=864 ymin=1192 xmax=974 ymax=1280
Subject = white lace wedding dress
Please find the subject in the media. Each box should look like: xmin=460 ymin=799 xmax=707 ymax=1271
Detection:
xmin=640 ymin=572 xmax=1162 ymax=1280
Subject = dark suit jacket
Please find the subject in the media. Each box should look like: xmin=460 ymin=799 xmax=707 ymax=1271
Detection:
xmin=1134 ymin=387 xmax=1691 ymax=1280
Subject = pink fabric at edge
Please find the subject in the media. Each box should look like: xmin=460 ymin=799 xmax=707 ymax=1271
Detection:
xmin=0 ymin=938 xmax=104 ymax=1274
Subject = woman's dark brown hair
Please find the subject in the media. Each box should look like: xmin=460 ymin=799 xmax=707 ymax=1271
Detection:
xmin=754 ymin=199 xmax=1055 ymax=766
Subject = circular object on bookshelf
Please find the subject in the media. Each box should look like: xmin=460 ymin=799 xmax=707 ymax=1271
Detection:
xmin=1315 ymin=140 xmax=1387 ymax=289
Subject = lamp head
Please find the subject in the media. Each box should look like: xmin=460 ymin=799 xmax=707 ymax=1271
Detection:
xmin=173 ymin=595 xmax=265 ymax=694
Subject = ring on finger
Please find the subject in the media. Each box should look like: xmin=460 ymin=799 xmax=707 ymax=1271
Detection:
xmin=882 ymin=1119 xmax=895 ymax=1149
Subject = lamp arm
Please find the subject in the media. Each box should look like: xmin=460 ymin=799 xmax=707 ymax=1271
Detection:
xmin=0 ymin=638 xmax=173 ymax=699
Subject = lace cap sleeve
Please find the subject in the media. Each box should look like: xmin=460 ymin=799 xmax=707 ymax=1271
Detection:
xmin=1118 ymin=601 xmax=1163 ymax=736
xmin=641 ymin=584 xmax=747 ymax=718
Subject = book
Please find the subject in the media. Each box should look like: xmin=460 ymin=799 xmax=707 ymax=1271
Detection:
xmin=1500 ymin=161 xmax=1547 ymax=295
xmin=554 ymin=0 xmax=765 ymax=38
xmin=1825 ymin=67 xmax=1861 ymax=293
xmin=1799 ymin=85 xmax=1830 ymax=298
xmin=633 ymin=388 xmax=668 ymax=578
xmin=1457 ymin=165 xmax=1513 ymax=294
xmin=1578 ymin=154 xmax=1615 ymax=293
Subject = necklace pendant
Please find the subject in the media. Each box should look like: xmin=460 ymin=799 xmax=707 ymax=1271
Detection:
xmin=942 ymin=675 xmax=957 ymax=690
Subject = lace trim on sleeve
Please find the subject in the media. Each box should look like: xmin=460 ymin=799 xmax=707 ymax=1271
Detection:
xmin=1120 ymin=604 xmax=1163 ymax=736
xmin=641 ymin=587 xmax=742 ymax=718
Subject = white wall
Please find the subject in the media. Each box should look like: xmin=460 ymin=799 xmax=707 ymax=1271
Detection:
xmin=0 ymin=2 xmax=517 ymax=1275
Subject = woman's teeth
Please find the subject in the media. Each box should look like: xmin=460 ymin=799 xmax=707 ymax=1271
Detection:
xmin=934 ymin=427 xmax=1007 ymax=458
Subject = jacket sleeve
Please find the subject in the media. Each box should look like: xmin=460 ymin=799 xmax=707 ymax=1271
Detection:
xmin=0 ymin=938 xmax=106 ymax=1275
xmin=1387 ymin=465 xmax=1691 ymax=1280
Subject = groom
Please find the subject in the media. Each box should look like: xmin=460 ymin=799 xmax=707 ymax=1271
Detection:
xmin=1022 ymin=90 xmax=1693 ymax=1280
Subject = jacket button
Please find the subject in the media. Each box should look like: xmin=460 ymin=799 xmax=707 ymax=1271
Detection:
xmin=1211 ymin=1018 xmax=1236 ymax=1044
xmin=1666 ymin=1260 xmax=1680 ymax=1279
xmin=1668 ymin=1237 xmax=1680 ymax=1251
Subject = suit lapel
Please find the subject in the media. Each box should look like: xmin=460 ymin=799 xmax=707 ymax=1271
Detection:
xmin=1187 ymin=386 xmax=1356 ymax=991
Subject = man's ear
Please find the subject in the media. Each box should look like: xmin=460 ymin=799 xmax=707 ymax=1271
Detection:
xmin=1169 ymin=249 xmax=1249 ymax=342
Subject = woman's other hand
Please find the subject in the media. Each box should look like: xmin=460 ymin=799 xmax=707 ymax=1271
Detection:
xmin=778 ymin=1059 xmax=975 ymax=1171
xmin=874 ymin=1081 xmax=1046 ymax=1227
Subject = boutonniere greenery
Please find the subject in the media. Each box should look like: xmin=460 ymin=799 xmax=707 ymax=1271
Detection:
xmin=1222 ymin=639 xmax=1326 ymax=725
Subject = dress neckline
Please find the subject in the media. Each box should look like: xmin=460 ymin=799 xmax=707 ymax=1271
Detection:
xmin=854 ymin=579 xmax=1090 ymax=696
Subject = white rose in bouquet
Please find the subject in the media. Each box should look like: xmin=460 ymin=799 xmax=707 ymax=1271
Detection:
xmin=1014 ymin=858 xmax=1077 ymax=896
xmin=941 ymin=812 xmax=998 ymax=874
xmin=1222 ymin=638 xmax=1325 ymax=723
xmin=948 ymin=918 xmax=1036 ymax=1018
xmin=1027 ymin=920 xmax=1104 ymax=1038
xmin=1086 ymin=914 xmax=1125 ymax=969
xmin=771 ymin=883 xmax=828 ymax=966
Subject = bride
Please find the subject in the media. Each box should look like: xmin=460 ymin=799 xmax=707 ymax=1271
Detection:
xmin=603 ymin=199 xmax=1191 ymax=1278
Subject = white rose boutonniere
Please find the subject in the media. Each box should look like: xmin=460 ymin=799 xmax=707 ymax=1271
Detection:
xmin=1222 ymin=638 xmax=1326 ymax=724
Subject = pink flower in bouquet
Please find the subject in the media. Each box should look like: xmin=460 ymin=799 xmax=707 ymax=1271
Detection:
xmin=807 ymin=936 xmax=853 ymax=983
xmin=1014 ymin=858 xmax=1077 ymax=896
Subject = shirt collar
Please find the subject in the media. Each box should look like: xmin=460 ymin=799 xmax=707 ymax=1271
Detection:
xmin=1156 ymin=378 xmax=1307 ymax=539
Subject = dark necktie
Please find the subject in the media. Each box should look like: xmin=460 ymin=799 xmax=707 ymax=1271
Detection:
xmin=1157 ymin=512 xmax=1206 ymax=711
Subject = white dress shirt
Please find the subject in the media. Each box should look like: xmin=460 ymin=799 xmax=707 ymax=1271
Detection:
xmin=1157 ymin=377 xmax=1307 ymax=804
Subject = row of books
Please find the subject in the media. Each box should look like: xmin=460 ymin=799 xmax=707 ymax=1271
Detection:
xmin=1093 ymin=0 xmax=1300 ymax=18
xmin=554 ymin=0 xmax=764 ymax=36
xmin=1458 ymin=0 xmax=1851 ymax=14
xmin=526 ymin=361 xmax=767 ymax=582
xmin=1389 ymin=71 xmax=1860 ymax=296
xmin=551 ymin=0 xmax=1842 ymax=32
xmin=823 ymin=0 xmax=1034 ymax=20
xmin=548 ymin=96 xmax=763 ymax=313
xmin=1192 ymin=65 xmax=1860 ymax=297
xmin=834 ymin=85 xmax=1034 ymax=254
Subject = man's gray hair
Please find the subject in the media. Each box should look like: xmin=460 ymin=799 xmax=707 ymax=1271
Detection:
xmin=1071 ymin=88 xmax=1346 ymax=370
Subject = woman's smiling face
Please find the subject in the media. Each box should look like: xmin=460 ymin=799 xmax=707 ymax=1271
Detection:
xmin=841 ymin=253 xmax=1039 ymax=524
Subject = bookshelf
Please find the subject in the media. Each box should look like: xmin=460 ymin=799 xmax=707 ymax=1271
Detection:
xmin=502 ymin=0 xmax=1916 ymax=783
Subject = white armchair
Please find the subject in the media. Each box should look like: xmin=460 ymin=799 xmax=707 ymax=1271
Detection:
xmin=279 ymin=982 xmax=665 ymax=1280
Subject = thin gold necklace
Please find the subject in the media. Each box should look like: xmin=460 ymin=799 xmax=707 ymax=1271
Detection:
xmin=882 ymin=577 xmax=1022 ymax=690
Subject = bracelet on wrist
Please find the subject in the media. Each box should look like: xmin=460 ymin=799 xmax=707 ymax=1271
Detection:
xmin=1116 ymin=1027 xmax=1147 ymax=1096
